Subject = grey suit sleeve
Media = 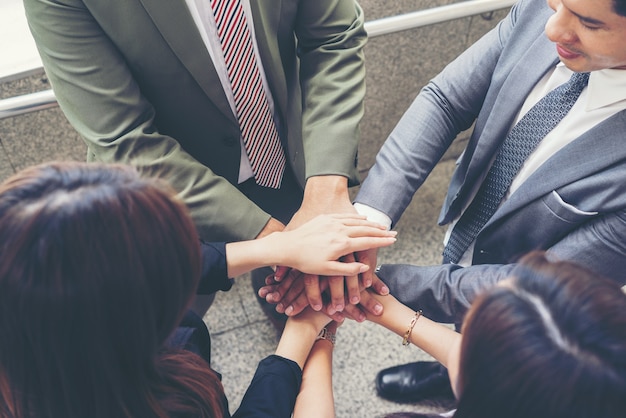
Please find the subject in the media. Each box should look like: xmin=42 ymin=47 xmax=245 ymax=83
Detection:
xmin=355 ymin=0 xmax=524 ymax=225
xmin=378 ymin=210 xmax=626 ymax=324
xmin=376 ymin=263 xmax=517 ymax=324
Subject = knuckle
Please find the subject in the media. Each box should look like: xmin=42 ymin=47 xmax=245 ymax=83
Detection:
xmin=303 ymin=275 xmax=317 ymax=286
xmin=329 ymin=275 xmax=343 ymax=284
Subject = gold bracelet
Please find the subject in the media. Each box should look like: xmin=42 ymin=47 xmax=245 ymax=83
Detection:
xmin=402 ymin=310 xmax=422 ymax=346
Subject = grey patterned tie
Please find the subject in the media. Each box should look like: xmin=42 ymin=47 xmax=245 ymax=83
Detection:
xmin=442 ymin=71 xmax=590 ymax=264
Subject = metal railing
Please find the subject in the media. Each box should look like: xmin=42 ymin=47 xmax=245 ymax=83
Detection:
xmin=365 ymin=0 xmax=514 ymax=37
xmin=0 ymin=0 xmax=515 ymax=120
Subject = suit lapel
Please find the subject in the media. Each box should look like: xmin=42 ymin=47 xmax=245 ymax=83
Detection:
xmin=137 ymin=0 xmax=238 ymax=126
xmin=489 ymin=109 xmax=626 ymax=224
xmin=465 ymin=34 xmax=560 ymax=182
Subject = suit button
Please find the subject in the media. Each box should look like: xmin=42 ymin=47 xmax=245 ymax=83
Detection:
xmin=222 ymin=136 xmax=237 ymax=147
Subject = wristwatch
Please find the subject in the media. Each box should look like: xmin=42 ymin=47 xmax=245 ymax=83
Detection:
xmin=316 ymin=327 xmax=336 ymax=346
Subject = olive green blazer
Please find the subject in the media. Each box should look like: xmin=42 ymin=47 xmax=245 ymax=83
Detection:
xmin=25 ymin=0 xmax=367 ymax=241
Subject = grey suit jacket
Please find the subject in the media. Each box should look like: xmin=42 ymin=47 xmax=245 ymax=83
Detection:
xmin=24 ymin=0 xmax=366 ymax=242
xmin=356 ymin=0 xmax=626 ymax=323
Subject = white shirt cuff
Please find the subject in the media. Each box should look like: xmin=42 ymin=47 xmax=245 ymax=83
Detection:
xmin=353 ymin=203 xmax=392 ymax=230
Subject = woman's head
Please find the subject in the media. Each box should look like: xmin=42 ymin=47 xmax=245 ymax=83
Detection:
xmin=454 ymin=252 xmax=626 ymax=418
xmin=0 ymin=162 xmax=203 ymax=417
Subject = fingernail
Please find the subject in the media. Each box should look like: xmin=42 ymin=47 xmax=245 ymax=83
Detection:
xmin=328 ymin=306 xmax=336 ymax=315
xmin=381 ymin=285 xmax=389 ymax=295
xmin=276 ymin=303 xmax=284 ymax=313
xmin=359 ymin=264 xmax=369 ymax=273
xmin=374 ymin=304 xmax=383 ymax=314
xmin=365 ymin=280 xmax=372 ymax=288
xmin=274 ymin=275 xmax=281 ymax=282
xmin=313 ymin=304 xmax=322 ymax=311
xmin=335 ymin=304 xmax=344 ymax=312
xmin=358 ymin=313 xmax=366 ymax=322
xmin=350 ymin=296 xmax=360 ymax=304
xmin=285 ymin=305 xmax=293 ymax=316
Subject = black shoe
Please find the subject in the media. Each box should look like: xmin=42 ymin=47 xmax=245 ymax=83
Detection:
xmin=376 ymin=361 xmax=454 ymax=403
xmin=251 ymin=268 xmax=287 ymax=335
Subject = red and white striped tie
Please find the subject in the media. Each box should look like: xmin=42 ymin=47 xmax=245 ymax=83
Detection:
xmin=211 ymin=0 xmax=286 ymax=189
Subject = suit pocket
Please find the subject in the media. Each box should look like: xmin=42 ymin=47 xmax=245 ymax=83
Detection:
xmin=543 ymin=190 xmax=598 ymax=223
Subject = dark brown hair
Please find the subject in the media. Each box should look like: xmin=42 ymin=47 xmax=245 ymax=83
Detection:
xmin=454 ymin=252 xmax=626 ymax=418
xmin=613 ymin=0 xmax=626 ymax=16
xmin=385 ymin=254 xmax=626 ymax=418
xmin=0 ymin=162 xmax=224 ymax=418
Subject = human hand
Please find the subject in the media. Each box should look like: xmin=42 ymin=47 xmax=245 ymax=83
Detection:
xmin=256 ymin=217 xmax=286 ymax=239
xmin=261 ymin=273 xmax=346 ymax=321
xmin=326 ymin=273 xmax=390 ymax=322
xmin=355 ymin=247 xmax=379 ymax=289
xmin=271 ymin=213 xmax=396 ymax=276
xmin=277 ymin=306 xmax=336 ymax=370
xmin=261 ymin=271 xmax=390 ymax=322
xmin=355 ymin=282 xmax=399 ymax=324
xmin=282 ymin=175 xmax=359 ymax=314
xmin=285 ymin=175 xmax=354 ymax=232
xmin=288 ymin=304 xmax=336 ymax=335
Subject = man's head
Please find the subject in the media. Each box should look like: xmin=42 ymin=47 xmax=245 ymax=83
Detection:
xmin=545 ymin=0 xmax=626 ymax=71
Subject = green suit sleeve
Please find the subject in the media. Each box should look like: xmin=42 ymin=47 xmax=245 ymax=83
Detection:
xmin=24 ymin=0 xmax=367 ymax=241
xmin=24 ymin=0 xmax=270 ymax=242
xmin=296 ymin=0 xmax=367 ymax=185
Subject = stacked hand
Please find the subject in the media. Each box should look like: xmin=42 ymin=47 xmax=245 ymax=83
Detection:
xmin=257 ymin=175 xmax=395 ymax=322
xmin=259 ymin=266 xmax=389 ymax=322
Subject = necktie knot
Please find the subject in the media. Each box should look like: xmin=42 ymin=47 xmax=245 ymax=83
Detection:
xmin=570 ymin=72 xmax=590 ymax=89
xmin=558 ymin=71 xmax=589 ymax=102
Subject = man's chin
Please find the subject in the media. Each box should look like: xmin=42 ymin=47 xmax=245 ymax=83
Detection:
xmin=558 ymin=58 xmax=589 ymax=74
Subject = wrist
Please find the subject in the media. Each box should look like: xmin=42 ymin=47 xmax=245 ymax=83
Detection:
xmin=255 ymin=217 xmax=285 ymax=239
xmin=303 ymin=175 xmax=349 ymax=203
xmin=258 ymin=231 xmax=287 ymax=267
xmin=315 ymin=327 xmax=336 ymax=346
xmin=368 ymin=294 xmax=405 ymax=328
xmin=285 ymin=317 xmax=321 ymax=342
xmin=276 ymin=320 xmax=321 ymax=369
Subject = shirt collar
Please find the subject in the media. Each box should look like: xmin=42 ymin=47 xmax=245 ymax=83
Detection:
xmin=554 ymin=63 xmax=626 ymax=111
